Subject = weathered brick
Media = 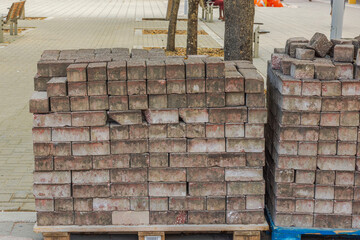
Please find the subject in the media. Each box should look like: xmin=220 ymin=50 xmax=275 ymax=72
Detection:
xmin=30 ymin=92 xmax=49 ymax=113
xmin=93 ymin=155 xmax=130 ymax=169
xmin=321 ymin=81 xmax=341 ymax=97
xmin=107 ymin=61 xmax=126 ymax=81
xmin=52 ymin=127 xmax=90 ymax=142
xmin=72 ymin=141 xmax=110 ymax=156
xmin=225 ymin=168 xmax=263 ymax=181
xmin=314 ymin=62 xmax=336 ymax=80
xmin=290 ymin=60 xmax=314 ymax=79
xmin=225 ymin=71 xmax=244 ymax=92
xmin=189 ymin=182 xmax=226 ymax=196
xmin=108 ymin=111 xmax=142 ymax=125
xmin=227 ymin=139 xmax=265 ymax=153
xmin=179 ymin=108 xmax=208 ymax=123
xmin=111 ymin=183 xmax=148 ymax=197
xmin=108 ymin=81 xmax=127 ymax=95
xmin=184 ymin=58 xmax=205 ymax=79
xmin=149 ymin=138 xmax=186 ymax=152
xmin=87 ymin=81 xmax=107 ymax=95
xmin=334 ymin=62 xmax=353 ymax=79
xmin=149 ymin=95 xmax=167 ymax=109
xmin=146 ymin=60 xmax=165 ymax=80
xmin=227 ymin=211 xmax=265 ymax=224
xmin=168 ymin=94 xmax=187 ymax=108
xmin=32 ymin=127 xmax=51 ymax=143
xmin=209 ymin=107 xmax=247 ymax=123
xmin=129 ymin=95 xmax=148 ymax=110
xmin=188 ymin=211 xmax=225 ymax=224
xmin=227 ymin=181 xmax=265 ymax=195
xmin=131 ymin=154 xmax=149 ymax=168
xmin=70 ymin=96 xmax=89 ymax=111
xmin=314 ymin=215 xmax=351 ymax=229
xmin=33 ymin=184 xmax=71 ymax=198
xmin=149 ymin=183 xmax=186 ymax=197
xmin=317 ymin=156 xmax=355 ymax=171
xmin=145 ymin=109 xmax=179 ymax=124
xmin=113 ymin=211 xmax=149 ymax=225
xmin=207 ymin=197 xmax=226 ymax=210
xmin=333 ymin=44 xmax=355 ymax=62
xmin=37 ymin=212 xmax=74 ymax=226
xmin=227 ymin=197 xmax=246 ymax=210
xmin=147 ymin=80 xmax=166 ymax=94
xmin=72 ymin=111 xmax=107 ymax=126
xmin=35 ymin=156 xmax=54 ymax=171
xmin=149 ymin=168 xmax=186 ymax=182
xmin=295 ymin=48 xmax=315 ymax=60
xmin=47 ymin=77 xmax=67 ymax=97
xmin=67 ymin=63 xmax=87 ymax=82
xmin=167 ymin=79 xmax=186 ymax=94
xmin=75 ymin=212 xmax=111 ymax=225
xmin=111 ymin=140 xmax=148 ymax=154
xmin=87 ymin=62 xmax=107 ymax=81
xmin=127 ymin=80 xmax=146 ymax=95
xmin=307 ymin=32 xmax=333 ymax=57
xmin=165 ymin=58 xmax=185 ymax=80
xmin=188 ymin=138 xmax=225 ymax=152
xmin=54 ymin=156 xmax=92 ymax=170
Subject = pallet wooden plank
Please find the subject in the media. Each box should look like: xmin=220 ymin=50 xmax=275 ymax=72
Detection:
xmin=138 ymin=231 xmax=165 ymax=240
xmin=34 ymin=223 xmax=269 ymax=234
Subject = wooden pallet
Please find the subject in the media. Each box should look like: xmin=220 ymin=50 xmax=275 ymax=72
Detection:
xmin=34 ymin=224 xmax=269 ymax=240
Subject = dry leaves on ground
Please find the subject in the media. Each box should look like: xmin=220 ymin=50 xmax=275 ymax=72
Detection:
xmin=143 ymin=29 xmax=208 ymax=35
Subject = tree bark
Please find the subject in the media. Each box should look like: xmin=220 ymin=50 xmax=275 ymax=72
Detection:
xmin=224 ymin=0 xmax=255 ymax=61
xmin=186 ymin=0 xmax=200 ymax=55
xmin=166 ymin=0 xmax=181 ymax=51
xmin=166 ymin=0 xmax=174 ymax=20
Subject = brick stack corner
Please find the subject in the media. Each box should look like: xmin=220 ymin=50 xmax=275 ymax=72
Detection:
xmin=29 ymin=48 xmax=267 ymax=226
xmin=266 ymin=33 xmax=360 ymax=228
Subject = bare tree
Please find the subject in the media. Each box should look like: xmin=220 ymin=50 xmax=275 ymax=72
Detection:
xmin=166 ymin=0 xmax=174 ymax=20
xmin=166 ymin=0 xmax=181 ymax=51
xmin=186 ymin=0 xmax=200 ymax=55
xmin=224 ymin=0 xmax=255 ymax=61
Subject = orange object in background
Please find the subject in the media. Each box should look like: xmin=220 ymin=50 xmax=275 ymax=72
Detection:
xmin=254 ymin=0 xmax=267 ymax=7
xmin=267 ymin=0 xmax=283 ymax=7
xmin=255 ymin=0 xmax=283 ymax=7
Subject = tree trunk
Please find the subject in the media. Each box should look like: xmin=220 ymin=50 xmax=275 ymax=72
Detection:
xmin=224 ymin=0 xmax=255 ymax=61
xmin=166 ymin=0 xmax=181 ymax=51
xmin=166 ymin=0 xmax=174 ymax=20
xmin=186 ymin=0 xmax=200 ymax=55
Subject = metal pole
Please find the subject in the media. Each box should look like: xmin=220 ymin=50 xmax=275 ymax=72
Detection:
xmin=330 ymin=0 xmax=345 ymax=39
xmin=184 ymin=0 xmax=188 ymax=15
xmin=0 ymin=19 xmax=4 ymax=43
xmin=14 ymin=20 xmax=17 ymax=35
xmin=10 ymin=21 xmax=13 ymax=35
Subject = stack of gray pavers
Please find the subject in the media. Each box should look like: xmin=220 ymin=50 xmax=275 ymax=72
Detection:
xmin=30 ymin=48 xmax=268 ymax=226
xmin=266 ymin=32 xmax=360 ymax=228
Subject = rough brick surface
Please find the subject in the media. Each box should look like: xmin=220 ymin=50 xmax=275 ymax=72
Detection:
xmin=31 ymin=49 xmax=266 ymax=227
xmin=266 ymin=33 xmax=360 ymax=229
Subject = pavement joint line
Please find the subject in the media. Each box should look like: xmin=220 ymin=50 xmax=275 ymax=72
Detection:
xmin=199 ymin=21 xmax=223 ymax=47
xmin=314 ymin=0 xmax=360 ymax=8
xmin=0 ymin=212 xmax=36 ymax=223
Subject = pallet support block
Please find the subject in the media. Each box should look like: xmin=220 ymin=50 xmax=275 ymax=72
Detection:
xmin=233 ymin=231 xmax=260 ymax=240
xmin=138 ymin=232 xmax=165 ymax=240
xmin=43 ymin=233 xmax=70 ymax=240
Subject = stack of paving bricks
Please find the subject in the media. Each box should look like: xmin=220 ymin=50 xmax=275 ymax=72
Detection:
xmin=29 ymin=48 xmax=268 ymax=226
xmin=266 ymin=33 xmax=360 ymax=228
